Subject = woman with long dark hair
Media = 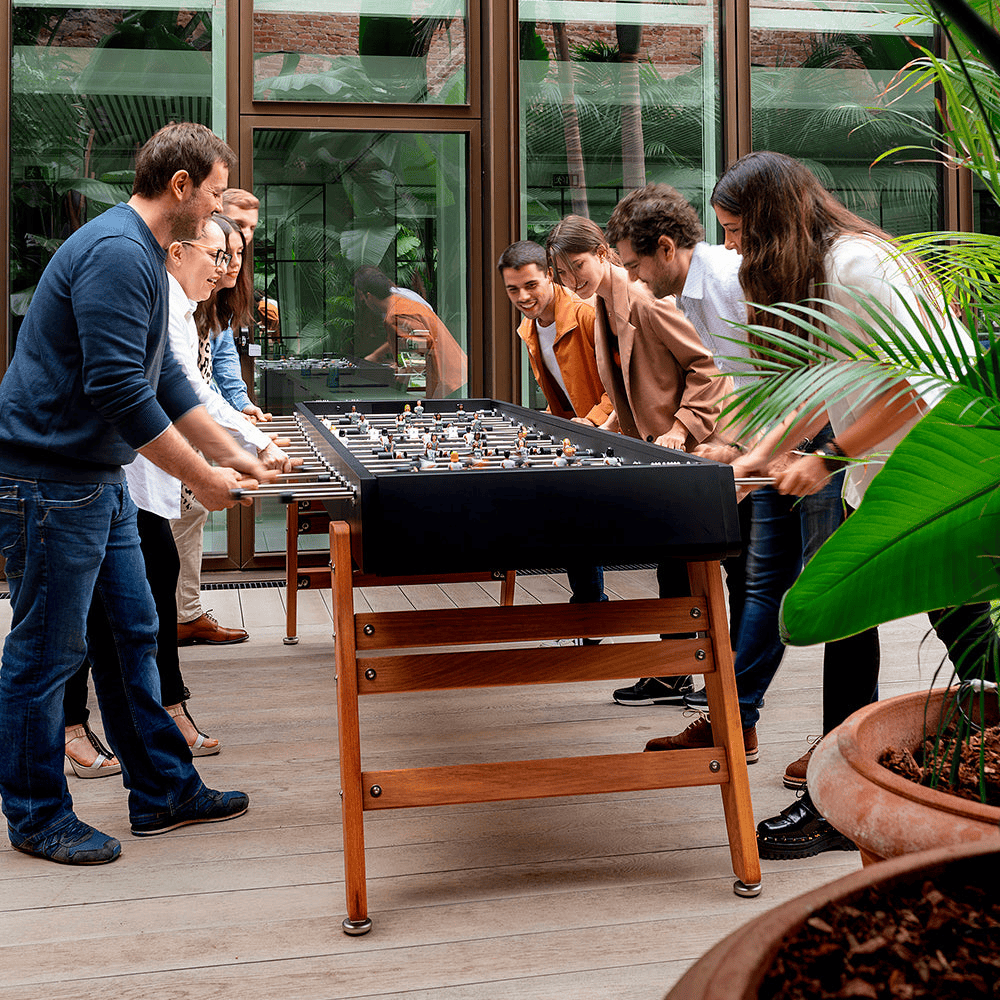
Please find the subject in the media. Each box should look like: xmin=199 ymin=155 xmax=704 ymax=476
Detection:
xmin=693 ymin=151 xmax=985 ymax=857
xmin=546 ymin=214 xmax=731 ymax=708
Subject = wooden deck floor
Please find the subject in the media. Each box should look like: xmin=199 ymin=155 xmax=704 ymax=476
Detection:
xmin=0 ymin=569 xmax=941 ymax=1000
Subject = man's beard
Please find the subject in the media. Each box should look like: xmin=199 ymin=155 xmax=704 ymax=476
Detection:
xmin=165 ymin=202 xmax=203 ymax=243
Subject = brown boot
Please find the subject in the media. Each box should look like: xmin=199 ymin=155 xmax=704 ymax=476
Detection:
xmin=783 ymin=737 xmax=821 ymax=790
xmin=644 ymin=714 xmax=759 ymax=763
xmin=177 ymin=611 xmax=249 ymax=646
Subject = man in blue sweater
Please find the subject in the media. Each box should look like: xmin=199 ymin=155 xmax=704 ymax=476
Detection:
xmin=0 ymin=123 xmax=272 ymax=866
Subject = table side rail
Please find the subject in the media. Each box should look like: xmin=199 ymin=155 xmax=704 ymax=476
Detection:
xmin=357 ymin=639 xmax=713 ymax=692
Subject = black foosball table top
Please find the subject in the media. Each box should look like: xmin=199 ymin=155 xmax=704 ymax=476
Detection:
xmin=293 ymin=398 xmax=742 ymax=577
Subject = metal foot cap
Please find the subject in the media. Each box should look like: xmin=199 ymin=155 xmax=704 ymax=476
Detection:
xmin=342 ymin=916 xmax=373 ymax=936
xmin=283 ymin=636 xmax=299 ymax=645
xmin=733 ymin=879 xmax=762 ymax=898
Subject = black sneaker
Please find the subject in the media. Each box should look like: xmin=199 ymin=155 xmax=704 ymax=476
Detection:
xmin=612 ymin=675 xmax=694 ymax=706
xmin=10 ymin=817 xmax=121 ymax=865
xmin=131 ymin=787 xmax=249 ymax=837
xmin=756 ymin=792 xmax=857 ymax=859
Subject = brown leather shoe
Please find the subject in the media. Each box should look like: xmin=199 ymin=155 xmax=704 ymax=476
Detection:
xmin=644 ymin=714 xmax=759 ymax=763
xmin=783 ymin=738 xmax=821 ymax=790
xmin=177 ymin=612 xmax=249 ymax=646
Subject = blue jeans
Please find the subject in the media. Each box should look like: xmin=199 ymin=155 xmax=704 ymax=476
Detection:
xmin=565 ymin=564 xmax=607 ymax=604
xmin=0 ymin=476 xmax=203 ymax=841
xmin=734 ymin=472 xmax=879 ymax=728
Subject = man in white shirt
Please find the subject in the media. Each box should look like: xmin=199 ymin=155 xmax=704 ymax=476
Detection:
xmin=602 ymin=185 xmax=754 ymax=710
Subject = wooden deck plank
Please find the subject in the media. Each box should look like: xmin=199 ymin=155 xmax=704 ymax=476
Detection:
xmin=0 ymin=569 xmax=942 ymax=1000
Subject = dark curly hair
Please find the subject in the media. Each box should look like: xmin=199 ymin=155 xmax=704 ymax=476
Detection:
xmin=605 ymin=184 xmax=705 ymax=255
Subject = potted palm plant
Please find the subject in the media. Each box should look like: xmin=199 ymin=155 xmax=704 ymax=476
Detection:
xmin=721 ymin=0 xmax=1000 ymax=863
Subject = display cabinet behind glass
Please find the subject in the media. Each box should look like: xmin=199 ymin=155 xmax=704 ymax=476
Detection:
xmin=749 ymin=1 xmax=939 ymax=235
xmin=253 ymin=0 xmax=467 ymax=104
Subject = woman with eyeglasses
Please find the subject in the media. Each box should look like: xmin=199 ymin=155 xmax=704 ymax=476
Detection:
xmin=545 ymin=215 xmax=731 ymax=708
xmin=62 ymin=217 xmax=295 ymax=774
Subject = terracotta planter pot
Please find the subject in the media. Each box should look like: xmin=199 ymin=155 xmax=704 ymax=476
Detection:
xmin=665 ymin=840 xmax=999 ymax=1000
xmin=808 ymin=688 xmax=1000 ymax=865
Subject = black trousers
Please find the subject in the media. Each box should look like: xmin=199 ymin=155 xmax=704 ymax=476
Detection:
xmin=64 ymin=508 xmax=187 ymax=725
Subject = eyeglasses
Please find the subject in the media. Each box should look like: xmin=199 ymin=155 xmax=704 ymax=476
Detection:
xmin=181 ymin=241 xmax=232 ymax=269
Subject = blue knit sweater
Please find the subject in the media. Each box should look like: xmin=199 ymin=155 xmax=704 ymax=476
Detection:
xmin=0 ymin=204 xmax=200 ymax=482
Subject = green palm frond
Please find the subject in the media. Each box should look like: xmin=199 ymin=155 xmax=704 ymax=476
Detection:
xmin=720 ymin=286 xmax=998 ymax=443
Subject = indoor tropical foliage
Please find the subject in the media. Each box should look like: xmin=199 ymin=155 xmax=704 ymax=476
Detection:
xmin=723 ymin=0 xmax=1000 ymax=651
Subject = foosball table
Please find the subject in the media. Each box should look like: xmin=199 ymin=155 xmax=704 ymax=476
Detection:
xmin=262 ymin=399 xmax=762 ymax=933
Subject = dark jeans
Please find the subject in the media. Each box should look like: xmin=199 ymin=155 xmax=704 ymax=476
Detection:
xmin=64 ymin=509 xmax=188 ymax=726
xmin=0 ymin=477 xmax=201 ymax=841
xmin=734 ymin=476 xmax=881 ymax=731
xmin=565 ymin=564 xmax=607 ymax=604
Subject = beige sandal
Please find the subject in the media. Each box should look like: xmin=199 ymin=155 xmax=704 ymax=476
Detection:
xmin=65 ymin=723 xmax=121 ymax=778
xmin=165 ymin=702 xmax=221 ymax=757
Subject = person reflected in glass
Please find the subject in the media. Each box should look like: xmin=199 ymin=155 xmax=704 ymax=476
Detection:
xmin=354 ymin=266 xmax=467 ymax=398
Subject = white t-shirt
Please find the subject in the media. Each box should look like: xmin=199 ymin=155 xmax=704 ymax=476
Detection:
xmin=820 ymin=235 xmax=974 ymax=507
xmin=535 ymin=319 xmax=572 ymax=404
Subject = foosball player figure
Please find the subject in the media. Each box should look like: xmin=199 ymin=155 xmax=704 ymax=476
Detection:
xmin=447 ymin=450 xmax=463 ymax=470
xmin=356 ymin=413 xmax=370 ymax=433
xmin=445 ymin=422 xmax=459 ymax=440
xmin=402 ymin=403 xmax=413 ymax=422
xmin=500 ymin=450 xmax=516 ymax=469
xmin=348 ymin=405 xmax=360 ymax=423
xmin=602 ymin=448 xmax=622 ymax=467
xmin=456 ymin=403 xmax=465 ymax=414
xmin=404 ymin=423 xmax=419 ymax=441
xmin=413 ymin=400 xmax=425 ymax=417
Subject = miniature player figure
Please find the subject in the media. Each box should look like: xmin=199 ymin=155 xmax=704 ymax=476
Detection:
xmin=500 ymin=450 xmax=516 ymax=469
xmin=368 ymin=424 xmax=380 ymax=442
xmin=414 ymin=400 xmax=425 ymax=417
xmin=402 ymin=403 xmax=412 ymax=422
xmin=445 ymin=423 xmax=458 ymax=440
xmin=471 ymin=412 xmax=484 ymax=433
xmin=417 ymin=453 xmax=437 ymax=470
xmin=357 ymin=413 xmax=369 ymax=432
xmin=447 ymin=450 xmax=463 ymax=470
xmin=432 ymin=413 xmax=443 ymax=431
xmin=602 ymin=448 xmax=622 ymax=467
xmin=463 ymin=429 xmax=476 ymax=446
xmin=456 ymin=403 xmax=465 ymax=414
xmin=404 ymin=423 xmax=419 ymax=441
xmin=348 ymin=405 xmax=360 ymax=423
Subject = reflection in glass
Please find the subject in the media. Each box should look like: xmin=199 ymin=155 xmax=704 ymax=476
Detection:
xmin=251 ymin=129 xmax=469 ymax=412
xmin=253 ymin=0 xmax=467 ymax=105
xmin=749 ymin=1 xmax=939 ymax=234
xmin=518 ymin=0 xmax=720 ymax=406
xmin=10 ymin=6 xmax=224 ymax=552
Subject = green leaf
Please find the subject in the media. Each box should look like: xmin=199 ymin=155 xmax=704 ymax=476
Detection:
xmin=780 ymin=386 xmax=1000 ymax=645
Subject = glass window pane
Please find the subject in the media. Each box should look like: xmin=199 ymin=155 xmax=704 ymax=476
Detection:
xmin=11 ymin=4 xmax=227 ymax=554
xmin=251 ymin=128 xmax=470 ymax=554
xmin=251 ymin=128 xmax=469 ymax=413
xmin=253 ymin=0 xmax=467 ymax=105
xmin=518 ymin=0 xmax=720 ymax=407
xmin=750 ymin=1 xmax=939 ymax=234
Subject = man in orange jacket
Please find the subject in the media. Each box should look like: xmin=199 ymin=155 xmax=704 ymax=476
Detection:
xmin=355 ymin=266 xmax=467 ymax=399
xmin=498 ymin=240 xmax=608 ymax=611
xmin=499 ymin=240 xmax=613 ymax=426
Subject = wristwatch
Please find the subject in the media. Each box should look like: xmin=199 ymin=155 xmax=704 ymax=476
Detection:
xmin=812 ymin=439 xmax=847 ymax=473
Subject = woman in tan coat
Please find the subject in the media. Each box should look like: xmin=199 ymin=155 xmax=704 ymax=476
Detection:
xmin=545 ymin=215 xmax=728 ymax=450
xmin=546 ymin=214 xmax=731 ymax=708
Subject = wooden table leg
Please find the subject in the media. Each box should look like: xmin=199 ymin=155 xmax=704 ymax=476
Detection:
xmin=689 ymin=560 xmax=762 ymax=897
xmin=284 ymin=501 xmax=299 ymax=645
xmin=331 ymin=522 xmax=372 ymax=934
xmin=500 ymin=570 xmax=517 ymax=607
